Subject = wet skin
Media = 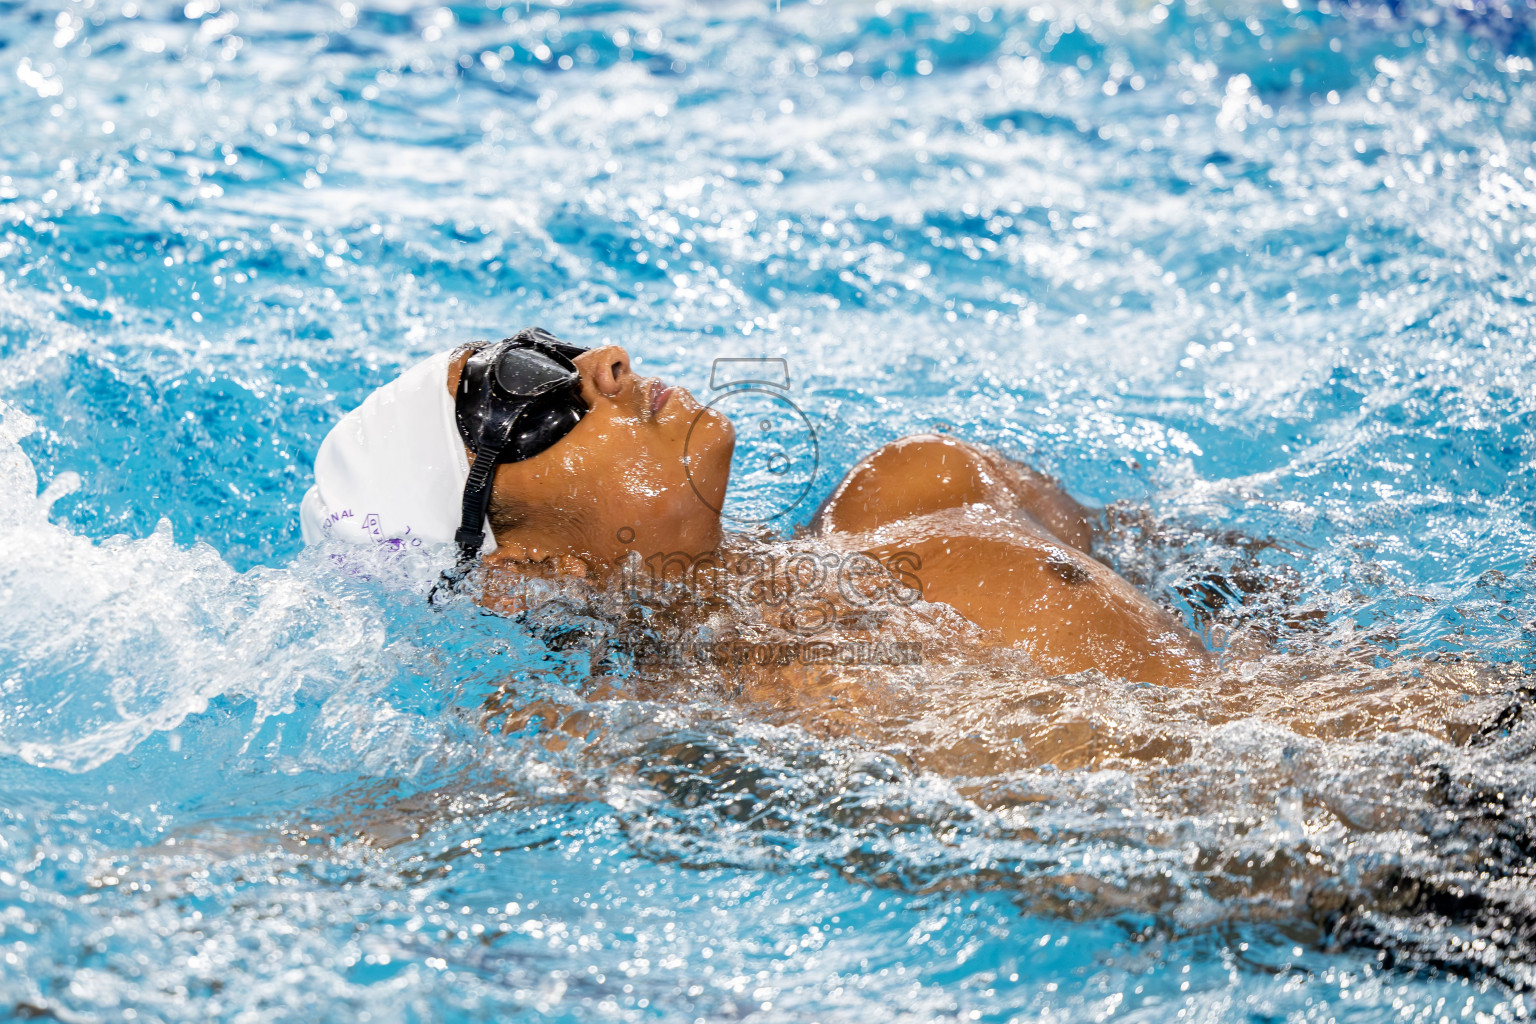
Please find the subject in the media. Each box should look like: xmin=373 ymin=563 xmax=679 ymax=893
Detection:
xmin=811 ymin=434 xmax=1212 ymax=687
xmin=446 ymin=343 xmax=735 ymax=572
xmin=450 ymin=344 xmax=1209 ymax=686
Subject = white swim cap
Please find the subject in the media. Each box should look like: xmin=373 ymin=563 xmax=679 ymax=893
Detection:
xmin=299 ymin=349 xmax=496 ymax=554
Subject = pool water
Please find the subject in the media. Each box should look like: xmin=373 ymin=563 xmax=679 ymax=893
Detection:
xmin=2 ymin=0 xmax=1536 ymax=1019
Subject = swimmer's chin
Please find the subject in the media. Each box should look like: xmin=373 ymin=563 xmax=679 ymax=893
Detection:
xmin=666 ymin=386 xmax=732 ymax=437
xmin=688 ymin=423 xmax=734 ymax=512
xmin=710 ymin=407 xmax=736 ymax=444
xmin=677 ymin=403 xmax=734 ymax=505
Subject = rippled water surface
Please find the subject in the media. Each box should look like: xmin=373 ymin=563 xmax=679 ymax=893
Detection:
xmin=2 ymin=0 xmax=1536 ymax=1019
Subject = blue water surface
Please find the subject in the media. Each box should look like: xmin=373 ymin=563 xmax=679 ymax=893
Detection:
xmin=2 ymin=0 xmax=1536 ymax=1019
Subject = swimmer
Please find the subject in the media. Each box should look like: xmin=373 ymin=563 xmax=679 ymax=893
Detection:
xmin=298 ymin=336 xmax=1527 ymax=983
xmin=302 ymin=328 xmax=1210 ymax=689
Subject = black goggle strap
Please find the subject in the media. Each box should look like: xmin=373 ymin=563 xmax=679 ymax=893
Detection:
xmin=437 ymin=418 xmax=518 ymax=595
xmin=455 ymin=439 xmax=502 ymax=557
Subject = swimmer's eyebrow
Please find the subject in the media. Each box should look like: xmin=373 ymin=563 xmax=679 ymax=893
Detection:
xmin=1044 ymin=547 xmax=1094 ymax=586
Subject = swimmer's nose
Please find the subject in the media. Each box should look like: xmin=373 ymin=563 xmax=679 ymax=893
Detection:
xmin=579 ymin=345 xmax=632 ymax=398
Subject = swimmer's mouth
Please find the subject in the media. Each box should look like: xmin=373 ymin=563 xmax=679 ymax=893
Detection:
xmin=650 ymin=383 xmax=675 ymax=416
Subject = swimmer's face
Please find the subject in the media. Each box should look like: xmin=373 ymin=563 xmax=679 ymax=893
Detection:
xmin=450 ymin=344 xmax=735 ymax=569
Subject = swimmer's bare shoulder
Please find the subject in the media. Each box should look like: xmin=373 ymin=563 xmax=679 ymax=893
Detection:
xmin=811 ymin=432 xmax=1096 ymax=550
xmin=813 ymin=434 xmax=1212 ymax=687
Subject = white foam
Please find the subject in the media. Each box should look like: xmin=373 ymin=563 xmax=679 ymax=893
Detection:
xmin=0 ymin=400 xmax=420 ymax=773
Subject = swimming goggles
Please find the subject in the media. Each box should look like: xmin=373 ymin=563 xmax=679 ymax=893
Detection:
xmin=452 ymin=327 xmax=589 ymax=566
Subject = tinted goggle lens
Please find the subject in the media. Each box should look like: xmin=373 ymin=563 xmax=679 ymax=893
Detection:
xmin=494 ymin=345 xmax=579 ymax=396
